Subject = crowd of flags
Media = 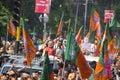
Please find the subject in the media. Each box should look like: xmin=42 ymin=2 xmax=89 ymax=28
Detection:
xmin=6 ymin=6 xmax=119 ymax=79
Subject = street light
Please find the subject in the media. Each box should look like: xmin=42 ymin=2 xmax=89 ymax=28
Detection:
xmin=39 ymin=14 xmax=49 ymax=41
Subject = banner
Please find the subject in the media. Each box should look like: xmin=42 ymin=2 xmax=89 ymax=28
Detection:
xmin=104 ymin=10 xmax=114 ymax=23
xmin=35 ymin=0 xmax=51 ymax=14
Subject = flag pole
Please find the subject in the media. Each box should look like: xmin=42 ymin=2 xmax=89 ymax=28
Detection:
xmin=61 ymin=60 xmax=66 ymax=80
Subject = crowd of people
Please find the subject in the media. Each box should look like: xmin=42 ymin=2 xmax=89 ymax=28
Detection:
xmin=0 ymin=35 xmax=120 ymax=80
xmin=0 ymin=68 xmax=40 ymax=80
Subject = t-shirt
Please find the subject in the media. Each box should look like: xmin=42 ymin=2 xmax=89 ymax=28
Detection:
xmin=45 ymin=47 xmax=55 ymax=56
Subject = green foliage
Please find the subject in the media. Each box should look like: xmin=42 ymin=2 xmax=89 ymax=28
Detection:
xmin=0 ymin=0 xmax=120 ymax=39
xmin=49 ymin=0 xmax=76 ymax=34
xmin=0 ymin=1 xmax=11 ymax=37
xmin=21 ymin=0 xmax=41 ymax=33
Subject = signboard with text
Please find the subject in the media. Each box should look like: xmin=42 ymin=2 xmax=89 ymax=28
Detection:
xmin=35 ymin=0 xmax=51 ymax=14
xmin=104 ymin=10 xmax=114 ymax=23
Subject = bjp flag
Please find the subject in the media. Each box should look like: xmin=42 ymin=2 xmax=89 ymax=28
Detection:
xmin=8 ymin=19 xmax=17 ymax=37
xmin=22 ymin=18 xmax=36 ymax=66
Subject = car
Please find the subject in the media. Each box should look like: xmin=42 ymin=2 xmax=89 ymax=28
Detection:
xmin=0 ymin=55 xmax=59 ymax=76
xmin=0 ymin=55 xmax=43 ymax=76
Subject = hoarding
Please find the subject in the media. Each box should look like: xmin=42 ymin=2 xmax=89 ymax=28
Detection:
xmin=35 ymin=0 xmax=51 ymax=14
xmin=104 ymin=10 xmax=114 ymax=23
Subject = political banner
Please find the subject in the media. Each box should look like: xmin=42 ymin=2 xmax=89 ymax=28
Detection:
xmin=35 ymin=0 xmax=51 ymax=14
xmin=104 ymin=10 xmax=114 ymax=23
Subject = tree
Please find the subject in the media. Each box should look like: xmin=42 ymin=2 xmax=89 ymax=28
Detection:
xmin=0 ymin=0 xmax=120 ymax=39
xmin=0 ymin=1 xmax=11 ymax=43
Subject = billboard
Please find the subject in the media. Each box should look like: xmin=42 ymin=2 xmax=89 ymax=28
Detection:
xmin=35 ymin=0 xmax=51 ymax=14
xmin=104 ymin=10 xmax=114 ymax=23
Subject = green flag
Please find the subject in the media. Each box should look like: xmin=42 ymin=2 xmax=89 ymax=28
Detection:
xmin=40 ymin=51 xmax=50 ymax=80
xmin=65 ymin=30 xmax=92 ymax=79
xmin=64 ymin=31 xmax=75 ymax=61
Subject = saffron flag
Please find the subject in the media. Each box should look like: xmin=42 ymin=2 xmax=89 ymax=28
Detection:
xmin=75 ymin=26 xmax=83 ymax=44
xmin=22 ymin=19 xmax=36 ymax=66
xmin=65 ymin=31 xmax=92 ymax=79
xmin=8 ymin=19 xmax=17 ymax=37
xmin=89 ymin=8 xmax=100 ymax=31
xmin=94 ymin=34 xmax=106 ymax=80
xmin=94 ymin=24 xmax=107 ymax=75
xmin=94 ymin=40 xmax=112 ymax=80
xmin=75 ymin=46 xmax=92 ymax=79
xmin=57 ymin=20 xmax=63 ymax=35
xmin=40 ymin=51 xmax=54 ymax=80
xmin=94 ymin=25 xmax=112 ymax=80
xmin=57 ymin=12 xmax=64 ymax=35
